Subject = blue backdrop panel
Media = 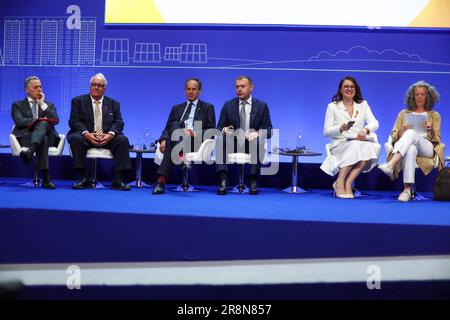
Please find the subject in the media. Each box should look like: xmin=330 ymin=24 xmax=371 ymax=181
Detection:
xmin=1 ymin=0 xmax=449 ymax=164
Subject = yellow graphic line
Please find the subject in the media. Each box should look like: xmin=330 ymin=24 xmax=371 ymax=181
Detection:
xmin=409 ymin=0 xmax=450 ymax=28
xmin=105 ymin=0 xmax=164 ymax=24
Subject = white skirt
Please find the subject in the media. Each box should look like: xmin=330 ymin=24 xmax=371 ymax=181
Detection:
xmin=320 ymin=139 xmax=381 ymax=176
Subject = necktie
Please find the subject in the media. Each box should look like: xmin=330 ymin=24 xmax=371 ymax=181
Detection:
xmin=94 ymin=100 xmax=103 ymax=135
xmin=32 ymin=101 xmax=38 ymax=120
xmin=181 ymin=102 xmax=194 ymax=125
xmin=239 ymin=101 xmax=247 ymax=131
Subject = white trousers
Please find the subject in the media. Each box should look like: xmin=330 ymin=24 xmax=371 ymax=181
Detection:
xmin=392 ymin=129 xmax=434 ymax=184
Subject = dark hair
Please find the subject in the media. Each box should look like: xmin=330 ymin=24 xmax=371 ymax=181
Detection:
xmin=331 ymin=76 xmax=364 ymax=103
xmin=404 ymin=80 xmax=440 ymax=111
xmin=185 ymin=78 xmax=202 ymax=90
xmin=236 ymin=76 xmax=253 ymax=86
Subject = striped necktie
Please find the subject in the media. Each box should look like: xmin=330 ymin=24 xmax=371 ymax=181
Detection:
xmin=94 ymin=100 xmax=103 ymax=134
xmin=239 ymin=101 xmax=247 ymax=131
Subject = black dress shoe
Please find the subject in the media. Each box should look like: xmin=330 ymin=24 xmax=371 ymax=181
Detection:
xmin=217 ymin=179 xmax=228 ymax=195
xmin=72 ymin=178 xmax=94 ymax=189
xmin=19 ymin=150 xmax=33 ymax=165
xmin=111 ymin=180 xmax=131 ymax=191
xmin=249 ymin=179 xmax=258 ymax=195
xmin=41 ymin=179 xmax=56 ymax=189
xmin=152 ymin=183 xmax=165 ymax=194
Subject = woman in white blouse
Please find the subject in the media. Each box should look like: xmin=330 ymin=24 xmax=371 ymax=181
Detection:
xmin=321 ymin=76 xmax=380 ymax=198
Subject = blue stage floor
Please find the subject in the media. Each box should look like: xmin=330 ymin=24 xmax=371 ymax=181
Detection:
xmin=1 ymin=177 xmax=450 ymax=264
xmin=0 ymin=178 xmax=449 ymax=227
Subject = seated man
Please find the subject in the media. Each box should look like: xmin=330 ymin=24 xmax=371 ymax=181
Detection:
xmin=11 ymin=76 xmax=60 ymax=189
xmin=68 ymin=73 xmax=132 ymax=191
xmin=153 ymin=78 xmax=216 ymax=194
xmin=216 ymin=76 xmax=272 ymax=195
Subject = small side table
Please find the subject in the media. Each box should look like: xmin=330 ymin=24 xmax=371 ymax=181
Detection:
xmin=129 ymin=148 xmax=155 ymax=188
xmin=275 ymin=151 xmax=322 ymax=194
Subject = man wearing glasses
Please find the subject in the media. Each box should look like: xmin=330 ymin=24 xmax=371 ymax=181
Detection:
xmin=67 ymin=73 xmax=132 ymax=190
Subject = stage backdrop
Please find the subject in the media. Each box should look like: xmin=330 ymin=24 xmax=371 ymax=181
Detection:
xmin=1 ymin=0 xmax=449 ymax=163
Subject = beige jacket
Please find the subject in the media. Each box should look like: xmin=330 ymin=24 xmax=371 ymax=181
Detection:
xmin=387 ymin=109 xmax=444 ymax=179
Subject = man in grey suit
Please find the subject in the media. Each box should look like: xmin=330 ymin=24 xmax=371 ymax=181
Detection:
xmin=216 ymin=76 xmax=273 ymax=195
xmin=11 ymin=76 xmax=60 ymax=189
xmin=68 ymin=73 xmax=132 ymax=191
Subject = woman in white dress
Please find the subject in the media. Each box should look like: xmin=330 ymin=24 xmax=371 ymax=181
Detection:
xmin=320 ymin=76 xmax=380 ymax=198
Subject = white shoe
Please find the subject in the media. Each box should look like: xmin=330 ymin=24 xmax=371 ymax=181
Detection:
xmin=378 ymin=163 xmax=394 ymax=178
xmin=398 ymin=189 xmax=412 ymax=202
xmin=333 ymin=182 xmax=353 ymax=199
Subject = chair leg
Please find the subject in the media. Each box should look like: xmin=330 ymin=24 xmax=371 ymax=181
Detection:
xmin=174 ymin=166 xmax=199 ymax=192
xmin=21 ymin=160 xmax=40 ymax=188
xmin=33 ymin=163 xmax=40 ymax=188
xmin=411 ymin=184 xmax=428 ymax=200
xmin=231 ymin=163 xmax=249 ymax=193
xmin=91 ymin=158 xmax=105 ymax=189
xmin=91 ymin=158 xmax=97 ymax=188
xmin=182 ymin=167 xmax=189 ymax=190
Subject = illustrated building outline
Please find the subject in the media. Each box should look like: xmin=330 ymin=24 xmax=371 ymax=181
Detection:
xmin=100 ymin=38 xmax=129 ymax=65
xmin=164 ymin=46 xmax=181 ymax=61
xmin=180 ymin=43 xmax=207 ymax=63
xmin=133 ymin=42 xmax=161 ymax=63
xmin=3 ymin=16 xmax=96 ymax=66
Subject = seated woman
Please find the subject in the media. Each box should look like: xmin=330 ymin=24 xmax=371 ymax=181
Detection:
xmin=378 ymin=81 xmax=444 ymax=202
xmin=321 ymin=76 xmax=380 ymax=198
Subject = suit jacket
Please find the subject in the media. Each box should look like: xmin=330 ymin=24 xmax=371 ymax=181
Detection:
xmin=11 ymin=98 xmax=59 ymax=139
xmin=158 ymin=99 xmax=216 ymax=142
xmin=323 ymin=100 xmax=379 ymax=149
xmin=217 ymin=97 xmax=272 ymax=138
xmin=68 ymin=94 xmax=125 ymax=142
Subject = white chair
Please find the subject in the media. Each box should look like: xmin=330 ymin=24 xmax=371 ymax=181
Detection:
xmin=9 ymin=132 xmax=65 ymax=187
xmin=85 ymin=148 xmax=114 ymax=188
xmin=384 ymin=135 xmax=442 ymax=200
xmin=227 ymin=141 xmax=268 ymax=193
xmin=154 ymin=143 xmax=163 ymax=166
xmin=176 ymin=139 xmax=215 ymax=192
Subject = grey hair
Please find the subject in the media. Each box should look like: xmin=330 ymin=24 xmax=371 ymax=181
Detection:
xmin=90 ymin=73 xmax=108 ymax=86
xmin=24 ymin=76 xmax=40 ymax=88
xmin=404 ymin=80 xmax=440 ymax=111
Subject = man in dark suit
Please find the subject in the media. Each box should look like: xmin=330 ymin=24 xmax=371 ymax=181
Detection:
xmin=216 ymin=76 xmax=273 ymax=195
xmin=68 ymin=73 xmax=132 ymax=191
xmin=152 ymin=78 xmax=216 ymax=194
xmin=11 ymin=76 xmax=60 ymax=189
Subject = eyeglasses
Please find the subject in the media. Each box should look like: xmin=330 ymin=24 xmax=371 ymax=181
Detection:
xmin=343 ymin=85 xmax=355 ymax=90
xmin=91 ymin=83 xmax=105 ymax=88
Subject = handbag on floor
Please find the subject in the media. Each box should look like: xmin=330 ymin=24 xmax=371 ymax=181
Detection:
xmin=434 ymin=167 xmax=450 ymax=201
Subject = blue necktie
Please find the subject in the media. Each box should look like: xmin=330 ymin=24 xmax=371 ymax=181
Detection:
xmin=181 ymin=102 xmax=194 ymax=126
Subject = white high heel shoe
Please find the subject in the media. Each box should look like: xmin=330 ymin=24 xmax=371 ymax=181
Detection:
xmin=333 ymin=182 xmax=353 ymax=199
